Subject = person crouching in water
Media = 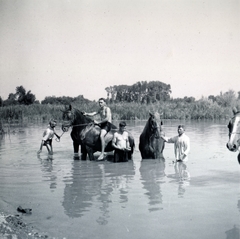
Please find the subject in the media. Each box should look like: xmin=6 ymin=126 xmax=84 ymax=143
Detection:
xmin=37 ymin=119 xmax=60 ymax=155
xmin=112 ymin=121 xmax=131 ymax=162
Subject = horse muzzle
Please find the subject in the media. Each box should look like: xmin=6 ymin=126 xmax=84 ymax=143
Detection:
xmin=226 ymin=142 xmax=239 ymax=152
xmin=62 ymin=122 xmax=71 ymax=132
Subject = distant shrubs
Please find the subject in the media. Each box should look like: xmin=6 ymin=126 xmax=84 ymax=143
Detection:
xmin=0 ymin=98 xmax=237 ymax=123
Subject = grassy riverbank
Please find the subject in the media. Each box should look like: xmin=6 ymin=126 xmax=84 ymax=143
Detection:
xmin=0 ymin=99 xmax=237 ymax=123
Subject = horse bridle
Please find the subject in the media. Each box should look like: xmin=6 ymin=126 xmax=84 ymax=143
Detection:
xmin=62 ymin=110 xmax=93 ymax=132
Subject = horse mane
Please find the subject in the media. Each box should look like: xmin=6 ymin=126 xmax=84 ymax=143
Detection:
xmin=73 ymin=108 xmax=93 ymax=125
xmin=142 ymin=117 xmax=152 ymax=135
xmin=142 ymin=112 xmax=163 ymax=136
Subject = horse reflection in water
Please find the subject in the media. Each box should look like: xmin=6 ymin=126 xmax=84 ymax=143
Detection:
xmin=61 ymin=105 xmax=135 ymax=161
xmin=226 ymin=109 xmax=240 ymax=164
xmin=139 ymin=112 xmax=165 ymax=159
xmin=62 ymin=160 xmax=135 ymax=223
xmin=139 ymin=160 xmax=166 ymax=212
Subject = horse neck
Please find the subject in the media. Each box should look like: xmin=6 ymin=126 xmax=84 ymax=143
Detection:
xmin=143 ymin=119 xmax=153 ymax=137
xmin=73 ymin=109 xmax=92 ymax=126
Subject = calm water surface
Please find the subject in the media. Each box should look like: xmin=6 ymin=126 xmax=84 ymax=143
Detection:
xmin=0 ymin=120 xmax=239 ymax=239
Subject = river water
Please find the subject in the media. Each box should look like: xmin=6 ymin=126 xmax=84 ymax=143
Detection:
xmin=0 ymin=120 xmax=239 ymax=239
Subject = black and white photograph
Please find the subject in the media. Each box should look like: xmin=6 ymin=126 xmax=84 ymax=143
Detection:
xmin=0 ymin=1 xmax=239 ymax=238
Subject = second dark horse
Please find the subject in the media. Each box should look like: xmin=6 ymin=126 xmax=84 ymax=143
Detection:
xmin=61 ymin=105 xmax=135 ymax=160
xmin=139 ymin=112 xmax=165 ymax=159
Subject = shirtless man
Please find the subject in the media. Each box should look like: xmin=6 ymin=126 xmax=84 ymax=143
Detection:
xmin=112 ymin=121 xmax=131 ymax=162
xmin=83 ymin=98 xmax=112 ymax=160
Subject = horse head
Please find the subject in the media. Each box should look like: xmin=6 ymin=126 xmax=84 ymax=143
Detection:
xmin=61 ymin=105 xmax=92 ymax=132
xmin=226 ymin=111 xmax=240 ymax=152
xmin=148 ymin=111 xmax=162 ymax=139
xmin=61 ymin=105 xmax=74 ymax=132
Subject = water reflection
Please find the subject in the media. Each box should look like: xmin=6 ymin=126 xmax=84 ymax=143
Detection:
xmin=62 ymin=160 xmax=97 ymax=218
xmin=237 ymin=192 xmax=240 ymax=213
xmin=62 ymin=160 xmax=135 ymax=224
xmin=37 ymin=155 xmax=57 ymax=191
xmin=1 ymin=122 xmax=239 ymax=239
xmin=175 ymin=162 xmax=190 ymax=198
xmin=139 ymin=159 xmax=165 ymax=212
xmin=167 ymin=161 xmax=191 ymax=198
xmin=225 ymin=225 xmax=240 ymax=239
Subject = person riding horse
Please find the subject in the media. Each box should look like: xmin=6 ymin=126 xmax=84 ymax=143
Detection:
xmin=83 ymin=98 xmax=112 ymax=161
xmin=61 ymin=104 xmax=135 ymax=161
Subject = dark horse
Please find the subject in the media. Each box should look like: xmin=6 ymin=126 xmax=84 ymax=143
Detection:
xmin=61 ymin=105 xmax=135 ymax=161
xmin=226 ymin=109 xmax=240 ymax=164
xmin=139 ymin=112 xmax=165 ymax=159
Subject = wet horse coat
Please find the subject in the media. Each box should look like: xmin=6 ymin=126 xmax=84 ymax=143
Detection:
xmin=62 ymin=105 xmax=135 ymax=160
xmin=139 ymin=112 xmax=165 ymax=159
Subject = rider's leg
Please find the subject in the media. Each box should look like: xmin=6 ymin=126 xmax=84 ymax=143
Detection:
xmin=98 ymin=129 xmax=107 ymax=160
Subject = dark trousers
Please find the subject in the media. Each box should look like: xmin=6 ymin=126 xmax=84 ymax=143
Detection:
xmin=113 ymin=149 xmax=128 ymax=163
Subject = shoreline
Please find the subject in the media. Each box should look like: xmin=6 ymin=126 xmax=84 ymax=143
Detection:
xmin=0 ymin=212 xmax=49 ymax=239
xmin=0 ymin=199 xmax=49 ymax=239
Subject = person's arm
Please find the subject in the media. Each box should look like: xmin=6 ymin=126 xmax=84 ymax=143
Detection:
xmin=161 ymin=135 xmax=168 ymax=142
xmin=183 ymin=136 xmax=190 ymax=156
xmin=125 ymin=133 xmax=131 ymax=151
xmin=37 ymin=140 xmax=44 ymax=154
xmin=161 ymin=135 xmax=175 ymax=143
xmin=53 ymin=128 xmax=60 ymax=140
xmin=38 ymin=129 xmax=50 ymax=153
xmin=84 ymin=111 xmax=98 ymax=117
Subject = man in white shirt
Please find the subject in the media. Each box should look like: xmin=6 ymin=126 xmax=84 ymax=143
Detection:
xmin=161 ymin=125 xmax=190 ymax=162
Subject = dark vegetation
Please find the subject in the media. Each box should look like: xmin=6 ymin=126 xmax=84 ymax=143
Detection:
xmin=0 ymin=82 xmax=240 ymax=122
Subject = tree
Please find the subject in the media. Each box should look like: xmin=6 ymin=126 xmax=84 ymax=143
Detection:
xmin=15 ymin=86 xmax=36 ymax=105
xmin=106 ymin=81 xmax=172 ymax=104
xmin=16 ymin=86 xmax=26 ymax=104
xmin=215 ymin=90 xmax=236 ymax=107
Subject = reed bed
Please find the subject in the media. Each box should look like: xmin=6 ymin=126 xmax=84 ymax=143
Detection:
xmin=0 ymin=99 xmax=236 ymax=124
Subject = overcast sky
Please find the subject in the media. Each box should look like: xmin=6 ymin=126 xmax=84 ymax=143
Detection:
xmin=0 ymin=0 xmax=239 ymax=102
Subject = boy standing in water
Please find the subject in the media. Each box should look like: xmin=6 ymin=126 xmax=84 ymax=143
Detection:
xmin=83 ymin=98 xmax=112 ymax=160
xmin=112 ymin=121 xmax=131 ymax=162
xmin=37 ymin=119 xmax=60 ymax=155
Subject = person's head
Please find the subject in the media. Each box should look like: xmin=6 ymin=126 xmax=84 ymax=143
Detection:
xmin=98 ymin=98 xmax=106 ymax=108
xmin=49 ymin=119 xmax=57 ymax=128
xmin=119 ymin=121 xmax=127 ymax=131
xmin=177 ymin=125 xmax=185 ymax=136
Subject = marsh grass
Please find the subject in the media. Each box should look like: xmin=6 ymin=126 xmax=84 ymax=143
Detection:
xmin=0 ymin=100 xmax=236 ymax=125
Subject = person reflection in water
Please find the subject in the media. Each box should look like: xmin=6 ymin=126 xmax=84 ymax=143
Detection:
xmin=161 ymin=125 xmax=190 ymax=162
xmin=37 ymin=119 xmax=60 ymax=155
xmin=112 ymin=121 xmax=131 ymax=162
xmin=175 ymin=161 xmax=190 ymax=197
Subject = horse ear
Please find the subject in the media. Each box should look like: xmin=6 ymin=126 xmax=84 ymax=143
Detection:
xmin=149 ymin=111 xmax=153 ymax=116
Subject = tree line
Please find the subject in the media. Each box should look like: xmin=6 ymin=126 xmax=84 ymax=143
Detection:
xmin=0 ymin=83 xmax=240 ymax=121
xmin=1 ymin=82 xmax=240 ymax=108
xmin=105 ymin=81 xmax=171 ymax=103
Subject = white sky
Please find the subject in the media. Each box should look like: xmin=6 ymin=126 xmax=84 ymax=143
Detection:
xmin=0 ymin=0 xmax=239 ymax=102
